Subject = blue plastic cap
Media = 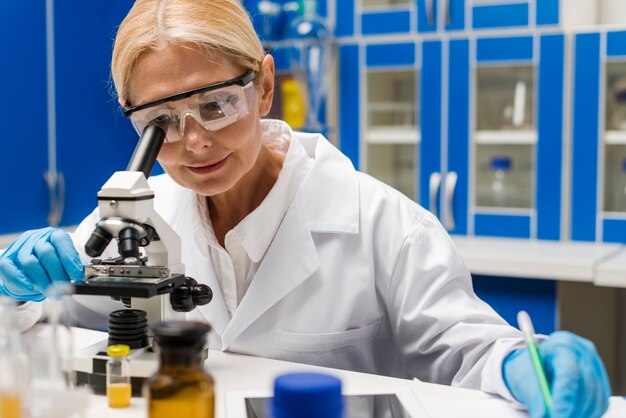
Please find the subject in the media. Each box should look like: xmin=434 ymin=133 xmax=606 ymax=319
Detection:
xmin=272 ymin=372 xmax=343 ymax=418
xmin=491 ymin=156 xmax=512 ymax=171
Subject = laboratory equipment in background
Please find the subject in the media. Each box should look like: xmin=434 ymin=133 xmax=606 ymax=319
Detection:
xmin=107 ymin=344 xmax=132 ymax=408
xmin=146 ymin=321 xmax=214 ymax=418
xmin=0 ymin=297 xmax=26 ymax=418
xmin=364 ymin=69 xmax=419 ymax=201
xmin=286 ymin=0 xmax=329 ymax=133
xmin=71 ymin=125 xmax=213 ymax=395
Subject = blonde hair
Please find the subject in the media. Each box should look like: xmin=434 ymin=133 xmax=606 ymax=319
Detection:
xmin=111 ymin=0 xmax=264 ymax=105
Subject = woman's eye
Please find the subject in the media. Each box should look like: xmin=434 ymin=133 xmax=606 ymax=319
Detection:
xmin=201 ymin=102 xmax=225 ymax=119
xmin=151 ymin=114 xmax=172 ymax=127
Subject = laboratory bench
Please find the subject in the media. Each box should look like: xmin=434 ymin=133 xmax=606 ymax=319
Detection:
xmin=57 ymin=327 xmax=626 ymax=418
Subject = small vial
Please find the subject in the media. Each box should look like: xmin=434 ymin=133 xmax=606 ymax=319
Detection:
xmin=107 ymin=344 xmax=131 ymax=408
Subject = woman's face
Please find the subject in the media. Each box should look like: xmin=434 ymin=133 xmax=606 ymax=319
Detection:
xmin=126 ymin=43 xmax=274 ymax=197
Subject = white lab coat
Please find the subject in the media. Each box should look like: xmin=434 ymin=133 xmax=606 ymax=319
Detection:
xmin=52 ymin=127 xmax=523 ymax=398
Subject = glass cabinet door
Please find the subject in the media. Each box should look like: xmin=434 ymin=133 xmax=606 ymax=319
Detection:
xmin=474 ymin=65 xmax=535 ymax=210
xmin=364 ymin=69 xmax=419 ymax=200
xmin=603 ymin=61 xmax=626 ymax=213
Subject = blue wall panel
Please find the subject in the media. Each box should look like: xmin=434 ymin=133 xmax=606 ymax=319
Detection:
xmin=472 ymin=3 xmax=529 ymax=30
xmin=537 ymin=0 xmax=559 ymax=26
xmin=366 ymin=43 xmax=415 ymax=67
xmin=55 ymin=1 xmax=138 ymax=226
xmin=537 ymin=34 xmax=564 ymax=240
xmin=572 ymin=33 xmax=601 ymax=242
xmin=362 ymin=10 xmax=411 ymax=35
xmin=420 ymin=41 xmax=442 ymax=212
xmin=339 ymin=44 xmax=360 ymax=169
xmin=448 ymin=39 xmax=469 ymax=235
xmin=476 ymin=36 xmax=534 ymax=62
xmin=475 ymin=213 xmax=532 ymax=238
xmin=0 ymin=2 xmax=49 ymax=233
xmin=473 ymin=275 xmax=556 ymax=335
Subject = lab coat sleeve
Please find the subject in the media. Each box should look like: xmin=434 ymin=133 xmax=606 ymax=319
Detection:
xmin=386 ymin=210 xmax=524 ymax=399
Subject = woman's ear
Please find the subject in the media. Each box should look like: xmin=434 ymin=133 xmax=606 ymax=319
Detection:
xmin=258 ymin=54 xmax=275 ymax=117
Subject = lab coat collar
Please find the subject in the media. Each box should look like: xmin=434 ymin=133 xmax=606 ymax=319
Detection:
xmin=219 ymin=128 xmax=360 ymax=347
xmin=297 ymin=130 xmax=360 ymax=234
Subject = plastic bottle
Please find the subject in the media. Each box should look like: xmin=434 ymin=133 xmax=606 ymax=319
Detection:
xmin=490 ymin=156 xmax=512 ymax=207
xmin=0 ymin=297 xmax=24 ymax=418
xmin=146 ymin=321 xmax=214 ymax=418
xmin=271 ymin=372 xmax=343 ymax=418
xmin=107 ymin=344 xmax=131 ymax=408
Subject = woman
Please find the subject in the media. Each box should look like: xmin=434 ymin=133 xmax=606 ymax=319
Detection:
xmin=0 ymin=1 xmax=610 ymax=416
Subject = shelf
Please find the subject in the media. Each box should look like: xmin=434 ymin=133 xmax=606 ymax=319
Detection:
xmin=364 ymin=127 xmax=420 ymax=144
xmin=605 ymin=130 xmax=626 ymax=144
xmin=475 ymin=130 xmax=537 ymax=145
xmin=451 ymin=236 xmax=623 ymax=283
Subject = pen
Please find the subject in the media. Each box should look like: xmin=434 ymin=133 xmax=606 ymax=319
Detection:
xmin=517 ymin=311 xmax=552 ymax=415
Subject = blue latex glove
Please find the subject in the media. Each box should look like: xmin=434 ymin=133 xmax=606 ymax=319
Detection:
xmin=0 ymin=227 xmax=83 ymax=302
xmin=503 ymin=330 xmax=611 ymax=418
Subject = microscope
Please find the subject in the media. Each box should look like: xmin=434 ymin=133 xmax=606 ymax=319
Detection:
xmin=71 ymin=125 xmax=212 ymax=395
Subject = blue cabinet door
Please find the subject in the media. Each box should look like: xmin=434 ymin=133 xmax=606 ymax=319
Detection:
xmin=572 ymin=31 xmax=626 ymax=243
xmin=472 ymin=34 xmax=563 ymax=239
xmin=471 ymin=0 xmax=559 ymax=29
xmin=55 ymin=1 xmax=138 ymax=227
xmin=0 ymin=2 xmax=50 ymax=234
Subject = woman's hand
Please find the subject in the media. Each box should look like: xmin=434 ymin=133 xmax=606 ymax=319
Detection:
xmin=0 ymin=228 xmax=83 ymax=302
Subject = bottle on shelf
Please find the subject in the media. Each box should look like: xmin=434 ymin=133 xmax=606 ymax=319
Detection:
xmin=106 ymin=344 xmax=131 ymax=408
xmin=146 ymin=321 xmax=214 ymax=418
xmin=270 ymin=372 xmax=343 ymax=418
xmin=490 ymin=156 xmax=512 ymax=208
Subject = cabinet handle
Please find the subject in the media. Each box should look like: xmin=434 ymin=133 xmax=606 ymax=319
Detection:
xmin=443 ymin=171 xmax=457 ymax=231
xmin=429 ymin=172 xmax=442 ymax=218
xmin=426 ymin=0 xmax=435 ymax=26
xmin=45 ymin=171 xmax=65 ymax=227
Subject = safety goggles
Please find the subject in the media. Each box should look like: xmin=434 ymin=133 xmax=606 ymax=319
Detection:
xmin=124 ymin=70 xmax=257 ymax=142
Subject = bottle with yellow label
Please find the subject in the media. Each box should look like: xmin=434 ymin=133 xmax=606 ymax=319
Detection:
xmin=146 ymin=321 xmax=214 ymax=418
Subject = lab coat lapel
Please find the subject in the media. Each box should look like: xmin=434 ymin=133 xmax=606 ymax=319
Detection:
xmin=221 ymin=196 xmax=320 ymax=348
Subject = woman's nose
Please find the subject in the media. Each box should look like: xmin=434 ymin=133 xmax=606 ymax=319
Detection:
xmin=180 ymin=113 xmax=213 ymax=149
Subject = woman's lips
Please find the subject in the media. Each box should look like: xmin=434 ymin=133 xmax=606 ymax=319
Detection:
xmin=187 ymin=156 xmax=228 ymax=174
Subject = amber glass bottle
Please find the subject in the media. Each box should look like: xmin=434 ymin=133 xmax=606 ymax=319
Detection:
xmin=146 ymin=321 xmax=214 ymax=418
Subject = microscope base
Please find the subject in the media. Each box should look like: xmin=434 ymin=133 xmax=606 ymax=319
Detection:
xmin=72 ymin=336 xmax=208 ymax=397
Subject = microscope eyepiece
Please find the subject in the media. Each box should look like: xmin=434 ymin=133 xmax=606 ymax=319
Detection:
xmin=85 ymin=226 xmax=113 ymax=258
